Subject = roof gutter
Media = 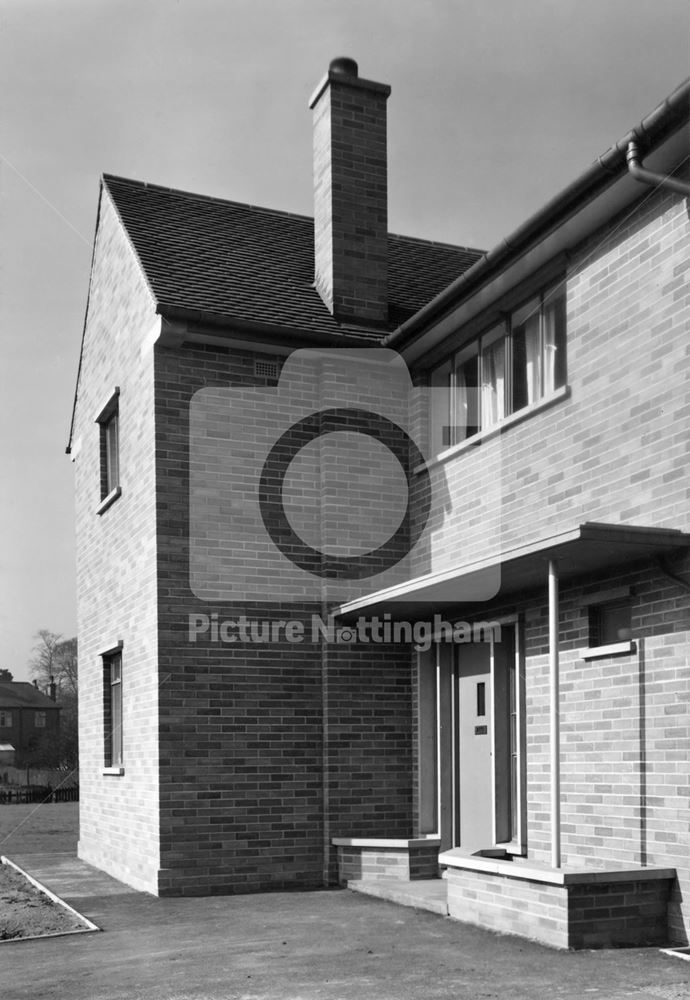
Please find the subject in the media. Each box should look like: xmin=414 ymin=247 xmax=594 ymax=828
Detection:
xmin=384 ymin=78 xmax=689 ymax=351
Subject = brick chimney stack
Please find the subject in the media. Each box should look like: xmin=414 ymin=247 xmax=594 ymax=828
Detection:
xmin=309 ymin=57 xmax=391 ymax=326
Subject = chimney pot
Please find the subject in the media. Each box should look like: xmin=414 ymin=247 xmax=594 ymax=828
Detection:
xmin=329 ymin=56 xmax=358 ymax=77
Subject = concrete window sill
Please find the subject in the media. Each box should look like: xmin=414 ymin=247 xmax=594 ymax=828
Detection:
xmin=96 ymin=486 xmax=122 ymax=516
xmin=102 ymin=766 xmax=125 ymax=776
xmin=580 ymin=640 xmax=636 ymax=660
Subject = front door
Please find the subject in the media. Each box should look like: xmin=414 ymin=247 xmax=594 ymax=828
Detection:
xmin=456 ymin=643 xmax=492 ymax=850
xmin=417 ymin=621 xmax=523 ymax=854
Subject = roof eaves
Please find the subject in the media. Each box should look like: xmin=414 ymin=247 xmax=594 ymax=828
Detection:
xmin=385 ymin=78 xmax=690 ymax=350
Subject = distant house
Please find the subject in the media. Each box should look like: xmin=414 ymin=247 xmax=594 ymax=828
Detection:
xmin=0 ymin=681 xmax=60 ymax=766
xmin=68 ymin=57 xmax=690 ymax=950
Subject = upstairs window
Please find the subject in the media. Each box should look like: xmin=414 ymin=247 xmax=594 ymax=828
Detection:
xmin=430 ymin=283 xmax=566 ymax=455
xmin=95 ymin=387 xmax=121 ymax=513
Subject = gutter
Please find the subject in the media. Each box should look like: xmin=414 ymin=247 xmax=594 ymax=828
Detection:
xmin=156 ymin=304 xmax=385 ymax=349
xmin=384 ymin=78 xmax=690 ymax=351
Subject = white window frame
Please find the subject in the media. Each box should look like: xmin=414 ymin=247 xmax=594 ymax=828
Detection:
xmin=429 ymin=283 xmax=567 ymax=457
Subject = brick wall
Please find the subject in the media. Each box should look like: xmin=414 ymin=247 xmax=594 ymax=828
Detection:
xmin=410 ymin=184 xmax=690 ymax=941
xmin=72 ymin=188 xmax=160 ymax=893
xmin=410 ymin=185 xmax=690 ymax=578
xmin=154 ymin=341 xmax=414 ymax=895
xmin=311 ymin=68 xmax=390 ymax=324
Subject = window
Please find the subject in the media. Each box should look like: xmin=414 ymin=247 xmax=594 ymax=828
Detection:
xmin=95 ymin=387 xmax=121 ymax=512
xmin=0 ymin=711 xmax=12 ymax=728
xmin=589 ymin=601 xmax=632 ymax=647
xmin=430 ymin=283 xmax=566 ymax=454
xmin=103 ymin=651 xmax=123 ymax=769
xmin=34 ymin=711 xmax=46 ymax=728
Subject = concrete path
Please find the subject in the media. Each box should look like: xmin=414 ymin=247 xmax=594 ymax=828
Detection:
xmin=3 ymin=850 xmax=690 ymax=1000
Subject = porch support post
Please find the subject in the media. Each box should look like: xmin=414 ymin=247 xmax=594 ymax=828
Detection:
xmin=548 ymin=558 xmax=561 ymax=869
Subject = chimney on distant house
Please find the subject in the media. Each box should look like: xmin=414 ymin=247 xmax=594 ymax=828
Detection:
xmin=49 ymin=675 xmax=57 ymax=702
xmin=309 ymin=57 xmax=391 ymax=326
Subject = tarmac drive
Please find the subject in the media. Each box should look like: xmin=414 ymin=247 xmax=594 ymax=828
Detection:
xmin=1 ymin=807 xmax=689 ymax=1000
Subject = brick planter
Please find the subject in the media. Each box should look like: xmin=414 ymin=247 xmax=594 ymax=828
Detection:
xmin=333 ymin=838 xmax=441 ymax=884
xmin=440 ymin=849 xmax=676 ymax=949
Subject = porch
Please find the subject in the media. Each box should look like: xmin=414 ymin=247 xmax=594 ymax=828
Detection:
xmin=333 ymin=839 xmax=677 ymax=950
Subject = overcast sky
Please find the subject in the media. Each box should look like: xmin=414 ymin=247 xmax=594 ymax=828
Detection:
xmin=0 ymin=0 xmax=688 ymax=682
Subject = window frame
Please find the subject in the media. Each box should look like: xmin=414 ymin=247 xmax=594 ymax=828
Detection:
xmin=94 ymin=387 xmax=121 ymax=514
xmin=101 ymin=643 xmax=124 ymax=775
xmin=580 ymin=588 xmax=636 ymax=660
xmin=428 ymin=282 xmax=567 ymax=458
xmin=0 ymin=711 xmax=12 ymax=728
xmin=34 ymin=711 xmax=47 ymax=728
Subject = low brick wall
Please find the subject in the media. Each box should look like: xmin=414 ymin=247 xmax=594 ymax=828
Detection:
xmin=442 ymin=853 xmax=675 ymax=949
xmin=333 ymin=838 xmax=440 ymax=884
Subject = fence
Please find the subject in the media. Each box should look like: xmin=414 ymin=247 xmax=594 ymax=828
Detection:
xmin=0 ymin=786 xmax=79 ymax=804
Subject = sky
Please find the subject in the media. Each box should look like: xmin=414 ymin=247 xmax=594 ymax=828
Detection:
xmin=0 ymin=0 xmax=688 ymax=682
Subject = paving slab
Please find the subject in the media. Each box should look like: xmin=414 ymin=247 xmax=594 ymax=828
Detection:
xmin=3 ymin=851 xmax=690 ymax=1000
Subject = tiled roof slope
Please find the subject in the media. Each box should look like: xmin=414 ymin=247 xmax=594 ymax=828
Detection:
xmin=0 ymin=682 xmax=59 ymax=709
xmin=103 ymin=175 xmax=484 ymax=338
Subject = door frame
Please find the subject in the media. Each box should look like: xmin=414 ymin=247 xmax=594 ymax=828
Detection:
xmin=416 ymin=614 xmax=526 ymax=855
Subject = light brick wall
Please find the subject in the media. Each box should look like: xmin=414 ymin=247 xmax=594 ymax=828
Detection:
xmin=72 ymin=189 xmax=160 ymax=893
xmin=412 ymin=185 xmax=690 ymax=940
xmin=411 ymin=186 xmax=690 ymax=577
xmin=445 ymin=867 xmax=673 ymax=949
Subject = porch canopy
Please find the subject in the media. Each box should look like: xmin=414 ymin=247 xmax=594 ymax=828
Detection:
xmin=334 ymin=522 xmax=690 ymax=622
xmin=334 ymin=520 xmax=689 ymax=871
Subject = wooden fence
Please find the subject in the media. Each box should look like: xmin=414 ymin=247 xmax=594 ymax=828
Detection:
xmin=0 ymin=786 xmax=79 ymax=804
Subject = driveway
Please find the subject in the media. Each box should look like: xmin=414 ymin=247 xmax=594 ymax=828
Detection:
xmin=2 ymin=805 xmax=689 ymax=999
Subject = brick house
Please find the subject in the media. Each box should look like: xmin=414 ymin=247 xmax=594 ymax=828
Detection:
xmin=67 ymin=59 xmax=690 ymax=948
xmin=0 ymin=681 xmax=60 ymax=765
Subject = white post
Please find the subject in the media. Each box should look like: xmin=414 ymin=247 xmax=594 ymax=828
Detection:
xmin=548 ymin=559 xmax=561 ymax=869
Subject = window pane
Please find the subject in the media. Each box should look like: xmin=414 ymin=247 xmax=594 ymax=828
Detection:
xmin=105 ymin=413 xmax=119 ymax=493
xmin=111 ymin=658 xmax=122 ymax=766
xmin=430 ymin=362 xmax=452 ymax=453
xmin=511 ymin=297 xmax=541 ymax=411
xmin=543 ymin=288 xmax=566 ymax=393
xmin=453 ymin=349 xmax=479 ymax=442
xmin=480 ymin=328 xmax=506 ymax=429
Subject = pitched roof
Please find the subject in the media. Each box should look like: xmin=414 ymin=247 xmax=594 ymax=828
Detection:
xmin=0 ymin=682 xmax=60 ymax=710
xmin=103 ymin=175 xmax=484 ymax=338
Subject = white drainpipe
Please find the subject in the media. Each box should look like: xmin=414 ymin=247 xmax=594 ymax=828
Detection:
xmin=549 ymin=559 xmax=561 ymax=869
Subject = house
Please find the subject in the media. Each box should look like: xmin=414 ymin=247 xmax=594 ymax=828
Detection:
xmin=67 ymin=58 xmax=690 ymax=949
xmin=0 ymin=681 xmax=60 ymax=766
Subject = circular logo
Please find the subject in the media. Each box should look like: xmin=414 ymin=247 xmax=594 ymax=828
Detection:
xmin=258 ymin=408 xmax=432 ymax=580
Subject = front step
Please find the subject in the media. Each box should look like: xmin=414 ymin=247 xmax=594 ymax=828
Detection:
xmin=347 ymin=877 xmax=448 ymax=916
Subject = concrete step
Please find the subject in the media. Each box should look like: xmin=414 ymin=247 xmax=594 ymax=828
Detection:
xmin=347 ymin=877 xmax=448 ymax=916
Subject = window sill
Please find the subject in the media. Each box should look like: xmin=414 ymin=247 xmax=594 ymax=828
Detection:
xmin=580 ymin=641 xmax=636 ymax=660
xmin=96 ymin=486 xmax=122 ymax=516
xmin=418 ymin=384 xmax=570 ymax=474
xmin=102 ymin=766 xmax=125 ymax=776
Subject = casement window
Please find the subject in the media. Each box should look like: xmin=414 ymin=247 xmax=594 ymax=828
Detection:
xmin=95 ymin=387 xmax=121 ymax=513
xmin=430 ymin=283 xmax=566 ymax=455
xmin=581 ymin=588 xmax=634 ymax=659
xmin=34 ymin=711 xmax=46 ymax=728
xmin=0 ymin=711 xmax=12 ymax=728
xmin=103 ymin=650 xmax=123 ymax=771
xmin=589 ymin=601 xmax=632 ymax=647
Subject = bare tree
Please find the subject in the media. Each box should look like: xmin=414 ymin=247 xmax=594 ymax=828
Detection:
xmin=29 ymin=630 xmax=79 ymax=774
xmin=30 ymin=631 xmax=78 ymax=696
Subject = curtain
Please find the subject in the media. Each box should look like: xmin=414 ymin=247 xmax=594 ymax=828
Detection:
xmin=481 ymin=336 xmax=505 ymax=428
